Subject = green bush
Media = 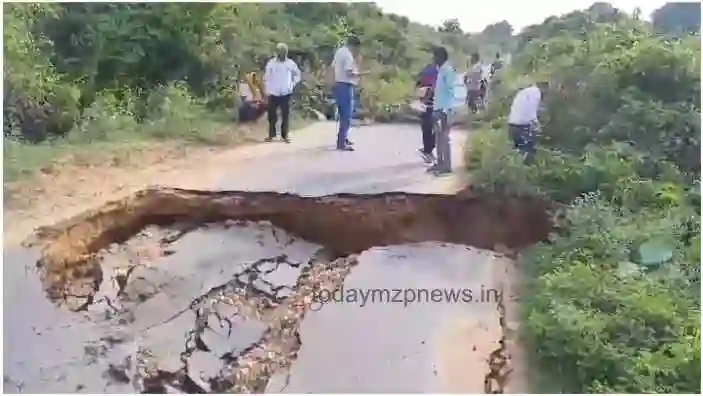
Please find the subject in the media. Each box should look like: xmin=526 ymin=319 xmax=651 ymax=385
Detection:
xmin=468 ymin=5 xmax=701 ymax=393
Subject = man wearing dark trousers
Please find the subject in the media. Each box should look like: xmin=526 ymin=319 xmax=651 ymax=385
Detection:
xmin=263 ymin=43 xmax=301 ymax=143
xmin=416 ymin=62 xmax=438 ymax=164
xmin=465 ymin=53 xmax=483 ymax=114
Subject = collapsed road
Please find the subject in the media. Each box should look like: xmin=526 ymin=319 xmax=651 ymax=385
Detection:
xmin=4 ymin=122 xmax=552 ymax=394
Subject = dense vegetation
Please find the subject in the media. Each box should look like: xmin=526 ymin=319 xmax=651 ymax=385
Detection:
xmin=4 ymin=2 xmax=701 ymax=391
xmin=3 ymin=2 xmax=497 ymax=184
xmin=652 ymin=2 xmax=701 ymax=35
xmin=468 ymin=2 xmax=701 ymax=393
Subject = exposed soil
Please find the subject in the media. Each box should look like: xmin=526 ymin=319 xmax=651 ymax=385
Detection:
xmin=21 ymin=185 xmax=553 ymax=394
xmin=3 ymin=124 xmax=267 ymax=247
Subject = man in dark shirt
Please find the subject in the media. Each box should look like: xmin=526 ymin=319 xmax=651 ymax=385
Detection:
xmin=416 ymin=63 xmax=438 ymax=163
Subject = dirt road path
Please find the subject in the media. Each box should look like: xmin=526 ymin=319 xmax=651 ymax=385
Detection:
xmin=4 ymin=122 xmax=524 ymax=393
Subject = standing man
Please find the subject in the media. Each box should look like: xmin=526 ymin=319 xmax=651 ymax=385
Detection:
xmin=332 ymin=35 xmax=364 ymax=151
xmin=490 ymin=52 xmax=503 ymax=78
xmin=428 ymin=46 xmax=455 ymax=176
xmin=507 ymin=80 xmax=548 ymax=164
xmin=464 ymin=53 xmax=483 ymax=114
xmin=263 ymin=43 xmax=301 ymax=143
xmin=415 ymin=62 xmax=438 ymax=164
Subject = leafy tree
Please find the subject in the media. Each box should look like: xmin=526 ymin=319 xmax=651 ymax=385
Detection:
xmin=652 ymin=2 xmax=701 ymax=35
xmin=3 ymin=3 xmax=477 ymax=143
xmin=468 ymin=3 xmax=701 ymax=393
xmin=438 ymin=18 xmax=463 ymax=34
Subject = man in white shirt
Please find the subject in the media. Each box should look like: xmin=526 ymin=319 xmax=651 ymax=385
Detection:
xmin=263 ymin=43 xmax=301 ymax=143
xmin=332 ymin=35 xmax=364 ymax=151
xmin=507 ymin=80 xmax=549 ymax=163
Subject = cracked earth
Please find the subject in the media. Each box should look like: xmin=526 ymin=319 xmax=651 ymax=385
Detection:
xmin=4 ymin=122 xmax=551 ymax=394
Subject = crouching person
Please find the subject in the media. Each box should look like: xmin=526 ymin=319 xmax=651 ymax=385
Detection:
xmin=506 ymin=80 xmax=548 ymax=164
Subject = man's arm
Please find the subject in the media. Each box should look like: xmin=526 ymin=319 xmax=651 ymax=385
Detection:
xmin=529 ymin=90 xmax=542 ymax=125
xmin=262 ymin=59 xmax=273 ymax=96
xmin=290 ymin=60 xmax=302 ymax=87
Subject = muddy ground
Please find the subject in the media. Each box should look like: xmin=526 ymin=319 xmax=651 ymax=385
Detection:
xmin=4 ymin=122 xmax=551 ymax=393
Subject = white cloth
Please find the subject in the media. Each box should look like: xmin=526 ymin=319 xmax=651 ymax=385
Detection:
xmin=263 ymin=57 xmax=301 ymax=97
xmin=332 ymin=46 xmax=359 ymax=86
xmin=508 ymin=85 xmax=542 ymax=125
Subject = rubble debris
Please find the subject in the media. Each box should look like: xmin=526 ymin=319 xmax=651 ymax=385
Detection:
xmin=19 ymin=186 xmax=553 ymax=393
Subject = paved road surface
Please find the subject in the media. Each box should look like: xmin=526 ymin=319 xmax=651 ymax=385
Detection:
xmin=4 ymin=122 xmax=509 ymax=393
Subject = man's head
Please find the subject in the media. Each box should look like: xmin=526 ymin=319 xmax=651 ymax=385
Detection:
xmin=276 ymin=43 xmax=288 ymax=60
xmin=495 ymin=52 xmax=501 ymax=59
xmin=347 ymin=35 xmax=361 ymax=56
xmin=433 ymin=46 xmax=449 ymax=66
xmin=471 ymin=53 xmax=480 ymax=65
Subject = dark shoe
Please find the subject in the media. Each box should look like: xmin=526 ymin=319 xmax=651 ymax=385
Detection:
xmin=264 ymin=137 xmax=274 ymax=142
xmin=426 ymin=164 xmax=440 ymax=173
xmin=432 ymin=168 xmax=452 ymax=176
xmin=418 ymin=149 xmax=434 ymax=164
xmin=336 ymin=145 xmax=355 ymax=151
xmin=283 ymin=137 xmax=291 ymax=144
xmin=346 ymin=139 xmax=354 ymax=145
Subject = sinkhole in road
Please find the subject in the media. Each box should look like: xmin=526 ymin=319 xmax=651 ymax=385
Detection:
xmin=22 ymin=186 xmax=553 ymax=394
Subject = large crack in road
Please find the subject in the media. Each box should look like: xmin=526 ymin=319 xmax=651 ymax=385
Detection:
xmin=10 ymin=186 xmax=553 ymax=393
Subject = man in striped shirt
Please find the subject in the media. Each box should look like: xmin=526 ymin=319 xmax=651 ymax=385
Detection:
xmin=464 ymin=53 xmax=483 ymax=114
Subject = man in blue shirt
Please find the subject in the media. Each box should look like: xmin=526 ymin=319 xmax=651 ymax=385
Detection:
xmin=428 ymin=46 xmax=455 ymax=175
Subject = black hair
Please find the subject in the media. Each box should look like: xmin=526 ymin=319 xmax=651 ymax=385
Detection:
xmin=347 ymin=35 xmax=361 ymax=46
xmin=433 ymin=46 xmax=448 ymax=63
xmin=471 ymin=52 xmax=480 ymax=61
xmin=495 ymin=52 xmax=500 ymax=58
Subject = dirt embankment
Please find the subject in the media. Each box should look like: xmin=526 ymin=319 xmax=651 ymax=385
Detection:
xmin=24 ymin=186 xmax=553 ymax=394
xmin=4 ymin=128 xmax=266 ymax=246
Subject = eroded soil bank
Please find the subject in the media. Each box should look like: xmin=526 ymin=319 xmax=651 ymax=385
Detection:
xmin=11 ymin=186 xmax=552 ymax=393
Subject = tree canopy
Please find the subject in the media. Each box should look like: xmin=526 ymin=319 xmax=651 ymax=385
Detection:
xmin=652 ymin=2 xmax=701 ymax=35
xmin=3 ymin=2 xmax=481 ymax=142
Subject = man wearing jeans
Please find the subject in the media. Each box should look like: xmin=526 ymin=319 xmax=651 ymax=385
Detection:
xmin=507 ymin=80 xmax=548 ymax=164
xmin=332 ymin=35 xmax=363 ymax=151
xmin=263 ymin=43 xmax=301 ymax=143
xmin=428 ymin=46 xmax=455 ymax=176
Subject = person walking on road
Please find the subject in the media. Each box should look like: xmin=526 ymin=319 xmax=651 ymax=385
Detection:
xmin=263 ymin=43 xmax=301 ymax=143
xmin=464 ymin=53 xmax=483 ymax=114
xmin=415 ymin=62 xmax=439 ymax=164
xmin=507 ymin=80 xmax=548 ymax=164
xmin=332 ymin=35 xmax=365 ymax=151
xmin=427 ymin=46 xmax=455 ymax=176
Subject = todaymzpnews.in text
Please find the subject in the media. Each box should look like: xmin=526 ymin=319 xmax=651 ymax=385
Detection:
xmin=310 ymin=286 xmax=502 ymax=310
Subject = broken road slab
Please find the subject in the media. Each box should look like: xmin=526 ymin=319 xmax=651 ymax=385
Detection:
xmin=272 ymin=244 xmax=503 ymax=393
xmin=6 ymin=122 xmax=539 ymax=393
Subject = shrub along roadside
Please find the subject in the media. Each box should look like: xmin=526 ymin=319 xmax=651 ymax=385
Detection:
xmin=465 ymin=5 xmax=700 ymax=393
xmin=4 ymin=2 xmax=484 ymax=187
xmin=3 ymin=84 xmax=244 ymax=185
xmin=467 ymin=128 xmax=701 ymax=393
